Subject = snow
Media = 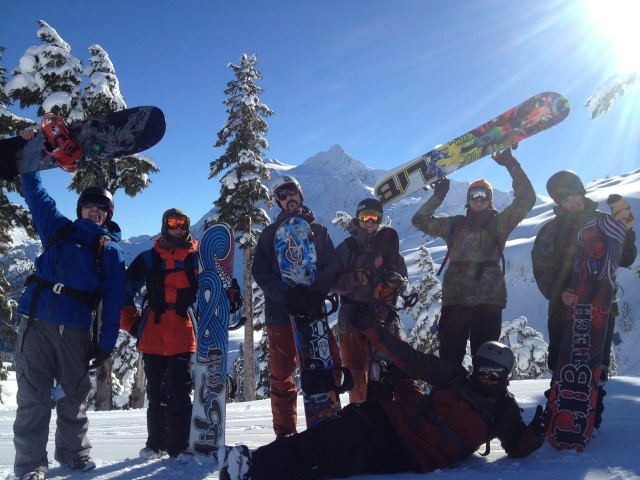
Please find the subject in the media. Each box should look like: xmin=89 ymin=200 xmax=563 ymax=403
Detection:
xmin=1 ymin=370 xmax=640 ymax=479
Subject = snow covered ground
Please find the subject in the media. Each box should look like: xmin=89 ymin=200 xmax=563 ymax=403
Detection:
xmin=1 ymin=371 xmax=640 ymax=479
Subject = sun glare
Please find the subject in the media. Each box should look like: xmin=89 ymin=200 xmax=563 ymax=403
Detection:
xmin=584 ymin=0 xmax=640 ymax=71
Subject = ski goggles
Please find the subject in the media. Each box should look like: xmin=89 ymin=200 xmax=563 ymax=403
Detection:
xmin=80 ymin=202 xmax=109 ymax=212
xmin=274 ymin=185 xmax=300 ymax=201
xmin=467 ymin=187 xmax=491 ymax=201
xmin=476 ymin=366 xmax=507 ymax=382
xmin=356 ymin=209 xmax=382 ymax=224
xmin=166 ymin=217 xmax=188 ymax=230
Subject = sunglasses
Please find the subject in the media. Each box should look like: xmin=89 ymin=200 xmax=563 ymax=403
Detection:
xmin=357 ymin=209 xmax=382 ymax=224
xmin=80 ymin=202 xmax=109 ymax=212
xmin=274 ymin=186 xmax=299 ymax=201
xmin=476 ymin=366 xmax=506 ymax=382
xmin=166 ymin=217 xmax=188 ymax=230
xmin=468 ymin=187 xmax=491 ymax=201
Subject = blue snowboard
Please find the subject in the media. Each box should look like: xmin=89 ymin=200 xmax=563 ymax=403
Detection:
xmin=275 ymin=217 xmax=342 ymax=428
xmin=189 ymin=223 xmax=234 ymax=461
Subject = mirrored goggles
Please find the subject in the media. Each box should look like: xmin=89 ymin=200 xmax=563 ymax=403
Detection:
xmin=476 ymin=366 xmax=506 ymax=382
xmin=274 ymin=186 xmax=299 ymax=201
xmin=468 ymin=187 xmax=491 ymax=201
xmin=80 ymin=202 xmax=109 ymax=212
xmin=356 ymin=209 xmax=382 ymax=224
xmin=166 ymin=217 xmax=188 ymax=230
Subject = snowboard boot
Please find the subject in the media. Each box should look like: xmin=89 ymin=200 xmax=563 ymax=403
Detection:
xmin=220 ymin=445 xmax=252 ymax=480
xmin=40 ymin=113 xmax=82 ymax=172
xmin=139 ymin=447 xmax=167 ymax=460
xmin=18 ymin=471 xmax=45 ymax=480
xmin=59 ymin=455 xmax=96 ymax=472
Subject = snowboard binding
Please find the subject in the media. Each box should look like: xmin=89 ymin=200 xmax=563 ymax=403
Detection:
xmin=41 ymin=113 xmax=82 ymax=172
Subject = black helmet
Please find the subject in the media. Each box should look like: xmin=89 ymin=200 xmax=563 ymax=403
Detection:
xmin=77 ymin=186 xmax=114 ymax=222
xmin=471 ymin=341 xmax=514 ymax=395
xmin=355 ymin=198 xmax=383 ymax=217
xmin=546 ymin=170 xmax=585 ymax=205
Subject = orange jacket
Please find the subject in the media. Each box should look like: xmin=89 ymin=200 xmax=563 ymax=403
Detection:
xmin=120 ymin=238 xmax=198 ymax=356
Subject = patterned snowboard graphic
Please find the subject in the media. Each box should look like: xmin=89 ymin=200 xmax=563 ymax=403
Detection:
xmin=189 ymin=224 xmax=234 ymax=460
xmin=546 ymin=213 xmax=626 ymax=451
xmin=375 ymin=92 xmax=570 ymax=206
xmin=275 ymin=217 xmax=342 ymax=428
xmin=9 ymin=106 xmax=166 ymax=174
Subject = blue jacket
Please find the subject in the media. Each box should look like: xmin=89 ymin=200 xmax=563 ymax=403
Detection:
xmin=17 ymin=172 xmax=126 ymax=353
xmin=252 ymin=206 xmax=336 ymax=326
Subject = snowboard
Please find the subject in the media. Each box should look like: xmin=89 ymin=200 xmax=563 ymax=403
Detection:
xmin=275 ymin=217 xmax=342 ymax=428
xmin=0 ymin=106 xmax=165 ymax=180
xmin=374 ymin=92 xmax=570 ymax=206
xmin=189 ymin=223 xmax=234 ymax=461
xmin=367 ymin=227 xmax=409 ymax=401
xmin=545 ymin=213 xmax=626 ymax=451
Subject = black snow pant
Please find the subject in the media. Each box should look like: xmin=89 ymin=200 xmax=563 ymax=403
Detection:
xmin=143 ymin=352 xmax=193 ymax=456
xmin=438 ymin=303 xmax=502 ymax=365
xmin=250 ymin=401 xmax=418 ymax=480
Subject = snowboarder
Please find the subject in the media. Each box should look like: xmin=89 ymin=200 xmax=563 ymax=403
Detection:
xmin=411 ymin=147 xmax=535 ymax=365
xmin=531 ymin=170 xmax=636 ymax=431
xmin=12 ymin=128 xmax=126 ymax=480
xmin=332 ymin=198 xmax=410 ymax=403
xmin=220 ymin=321 xmax=548 ymax=480
xmin=251 ymin=175 xmax=339 ymax=436
xmin=120 ymin=208 xmax=198 ymax=464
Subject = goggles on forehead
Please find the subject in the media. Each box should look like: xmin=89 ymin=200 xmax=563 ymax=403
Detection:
xmin=80 ymin=202 xmax=109 ymax=212
xmin=166 ymin=217 xmax=188 ymax=230
xmin=476 ymin=365 xmax=507 ymax=382
xmin=356 ymin=209 xmax=382 ymax=224
xmin=274 ymin=185 xmax=299 ymax=201
xmin=468 ymin=187 xmax=491 ymax=201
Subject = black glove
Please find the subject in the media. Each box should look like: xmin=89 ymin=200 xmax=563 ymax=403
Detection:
xmin=432 ymin=178 xmax=450 ymax=199
xmin=492 ymin=147 xmax=519 ymax=168
xmin=88 ymin=346 xmax=112 ymax=370
xmin=529 ymin=404 xmax=551 ymax=436
xmin=349 ymin=303 xmax=376 ymax=330
xmin=284 ymin=286 xmax=309 ymax=316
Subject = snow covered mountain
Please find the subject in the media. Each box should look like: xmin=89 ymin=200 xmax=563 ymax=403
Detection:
xmin=3 ymin=145 xmax=640 ymax=374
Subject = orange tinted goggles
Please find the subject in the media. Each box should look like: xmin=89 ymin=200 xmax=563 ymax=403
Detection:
xmin=357 ymin=209 xmax=382 ymax=224
xmin=166 ymin=217 xmax=188 ymax=229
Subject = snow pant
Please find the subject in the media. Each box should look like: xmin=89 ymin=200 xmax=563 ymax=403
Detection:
xmin=338 ymin=332 xmax=369 ymax=403
xmin=13 ymin=316 xmax=92 ymax=476
xmin=266 ymin=324 xmax=299 ymax=436
xmin=249 ymin=401 xmax=418 ymax=480
xmin=142 ymin=351 xmax=193 ymax=457
xmin=438 ymin=304 xmax=502 ymax=365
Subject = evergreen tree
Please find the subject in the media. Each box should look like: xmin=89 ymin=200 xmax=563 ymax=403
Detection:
xmin=252 ymin=282 xmax=270 ymax=400
xmin=209 ymin=54 xmax=273 ymax=401
xmin=232 ymin=343 xmax=245 ymax=403
xmin=499 ymin=316 xmax=548 ymax=380
xmin=0 ymin=46 xmax=37 ymax=403
xmin=407 ymin=246 xmax=442 ymax=356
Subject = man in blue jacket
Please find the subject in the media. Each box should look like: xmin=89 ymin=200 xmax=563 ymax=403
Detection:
xmin=13 ymin=170 xmax=125 ymax=480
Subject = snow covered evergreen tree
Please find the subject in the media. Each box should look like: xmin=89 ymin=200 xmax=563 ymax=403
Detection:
xmin=499 ymin=316 xmax=548 ymax=380
xmin=209 ymin=53 xmax=273 ymax=401
xmin=407 ymin=246 xmax=442 ymax=356
xmin=252 ymin=282 xmax=270 ymax=400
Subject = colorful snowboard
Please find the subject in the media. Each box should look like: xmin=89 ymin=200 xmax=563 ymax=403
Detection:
xmin=189 ymin=223 xmax=234 ymax=461
xmin=374 ymin=92 xmax=570 ymax=206
xmin=367 ymin=227 xmax=409 ymax=401
xmin=546 ymin=213 xmax=626 ymax=451
xmin=275 ymin=217 xmax=342 ymax=428
xmin=0 ymin=106 xmax=165 ymax=180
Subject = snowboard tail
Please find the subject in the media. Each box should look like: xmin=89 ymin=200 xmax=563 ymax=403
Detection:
xmin=545 ymin=214 xmax=626 ymax=451
xmin=1 ymin=106 xmax=165 ymax=179
xmin=275 ymin=217 xmax=344 ymax=428
xmin=190 ymin=224 xmax=234 ymax=461
xmin=375 ymin=92 xmax=570 ymax=206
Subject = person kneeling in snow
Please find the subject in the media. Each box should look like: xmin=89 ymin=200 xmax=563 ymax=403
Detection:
xmin=220 ymin=313 xmax=548 ymax=480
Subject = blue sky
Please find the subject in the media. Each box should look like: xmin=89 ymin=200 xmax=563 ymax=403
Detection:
xmin=2 ymin=0 xmax=639 ymax=237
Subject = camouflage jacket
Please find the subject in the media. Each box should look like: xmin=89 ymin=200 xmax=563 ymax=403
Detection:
xmin=412 ymin=163 xmax=535 ymax=307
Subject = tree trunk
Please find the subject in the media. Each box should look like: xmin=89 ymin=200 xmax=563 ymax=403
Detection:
xmin=129 ymin=353 xmax=146 ymax=408
xmin=93 ymin=305 xmax=113 ymax=411
xmin=243 ymin=247 xmax=256 ymax=401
